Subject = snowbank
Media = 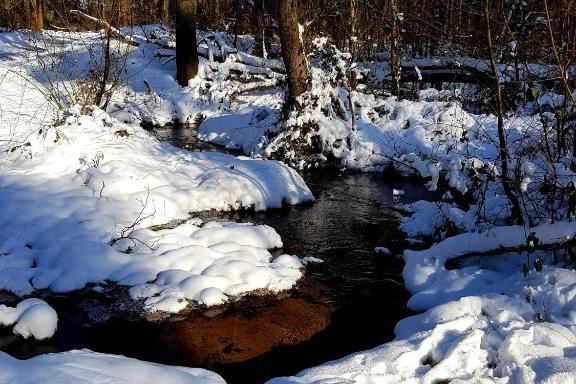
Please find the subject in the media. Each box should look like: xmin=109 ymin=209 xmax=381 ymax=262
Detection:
xmin=268 ymin=222 xmax=576 ymax=384
xmin=403 ymin=221 xmax=576 ymax=310
xmin=0 ymin=349 xmax=225 ymax=384
xmin=0 ymin=31 xmax=313 ymax=311
xmin=0 ymin=107 xmax=310 ymax=310
xmin=269 ymin=290 xmax=576 ymax=384
xmin=0 ymin=299 xmax=57 ymax=340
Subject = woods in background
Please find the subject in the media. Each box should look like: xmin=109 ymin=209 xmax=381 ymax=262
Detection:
xmin=1 ymin=1 xmax=574 ymax=106
xmin=1 ymin=1 xmax=573 ymax=65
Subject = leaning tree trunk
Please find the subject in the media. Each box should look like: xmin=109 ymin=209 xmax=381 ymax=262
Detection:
xmin=175 ymin=0 xmax=199 ymax=86
xmin=27 ymin=0 xmax=44 ymax=31
xmin=278 ymin=0 xmax=308 ymax=111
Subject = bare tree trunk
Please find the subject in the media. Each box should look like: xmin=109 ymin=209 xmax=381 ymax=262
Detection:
xmin=278 ymin=0 xmax=308 ymax=110
xmin=233 ymin=0 xmax=244 ymax=48
xmin=158 ymin=0 xmax=170 ymax=25
xmin=390 ymin=0 xmax=401 ymax=96
xmin=175 ymin=0 xmax=199 ymax=86
xmin=209 ymin=0 xmax=221 ymax=30
xmin=484 ymin=0 xmax=524 ymax=225
xmin=27 ymin=0 xmax=44 ymax=31
xmin=118 ymin=0 xmax=129 ymax=26
xmin=251 ymin=0 xmax=272 ymax=58
xmin=348 ymin=0 xmax=357 ymax=130
xmin=544 ymin=0 xmax=576 ymax=108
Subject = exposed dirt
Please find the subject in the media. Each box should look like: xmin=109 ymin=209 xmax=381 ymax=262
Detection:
xmin=172 ymin=279 xmax=334 ymax=365
xmin=0 ymin=276 xmax=334 ymax=370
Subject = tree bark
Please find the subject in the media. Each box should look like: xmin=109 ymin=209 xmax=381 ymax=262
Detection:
xmin=118 ymin=0 xmax=129 ymax=26
xmin=348 ymin=0 xmax=357 ymax=130
xmin=175 ymin=0 xmax=199 ymax=86
xmin=278 ymin=0 xmax=308 ymax=110
xmin=158 ymin=0 xmax=170 ymax=25
xmin=390 ymin=0 xmax=401 ymax=96
xmin=250 ymin=0 xmax=272 ymax=58
xmin=28 ymin=0 xmax=44 ymax=31
xmin=233 ymin=0 xmax=243 ymax=47
xmin=484 ymin=0 xmax=524 ymax=225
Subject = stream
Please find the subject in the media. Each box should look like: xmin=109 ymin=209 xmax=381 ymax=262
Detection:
xmin=0 ymin=125 xmax=437 ymax=383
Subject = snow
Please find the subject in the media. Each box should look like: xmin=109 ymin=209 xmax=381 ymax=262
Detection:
xmin=0 ymin=28 xmax=315 ymax=381
xmin=3 ymin=25 xmax=576 ymax=384
xmin=0 ymin=105 xmax=311 ymax=310
xmin=0 ymin=350 xmax=225 ymax=384
xmin=401 ymin=200 xmax=472 ymax=239
xmin=0 ymin=31 xmax=313 ymax=312
xmin=124 ymin=222 xmax=304 ymax=312
xmin=403 ymin=221 xmax=576 ymax=310
xmin=268 ymin=222 xmax=576 ymax=384
xmin=0 ymin=298 xmax=57 ymax=340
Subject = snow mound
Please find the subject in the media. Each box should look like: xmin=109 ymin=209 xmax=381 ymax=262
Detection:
xmin=0 ymin=218 xmax=304 ymax=312
xmin=0 ymin=349 xmax=225 ymax=384
xmin=0 ymin=34 xmax=313 ymax=311
xmin=403 ymin=221 xmax=576 ymax=310
xmin=269 ymin=292 xmax=576 ymax=384
xmin=0 ymin=299 xmax=57 ymax=340
xmin=268 ymin=222 xmax=576 ymax=384
xmin=122 ymin=221 xmax=303 ymax=312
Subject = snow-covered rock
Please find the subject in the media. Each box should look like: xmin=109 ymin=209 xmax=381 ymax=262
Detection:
xmin=0 ymin=299 xmax=57 ymax=340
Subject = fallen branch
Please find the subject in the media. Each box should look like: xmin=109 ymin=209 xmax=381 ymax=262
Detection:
xmin=445 ymin=237 xmax=576 ymax=270
xmin=229 ymin=80 xmax=284 ymax=101
xmin=146 ymin=31 xmax=285 ymax=75
xmin=69 ymin=9 xmax=140 ymax=47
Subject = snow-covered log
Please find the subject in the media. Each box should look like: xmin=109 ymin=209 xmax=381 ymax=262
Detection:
xmin=69 ymin=9 xmax=139 ymax=47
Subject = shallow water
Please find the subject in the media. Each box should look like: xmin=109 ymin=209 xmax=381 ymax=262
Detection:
xmin=1 ymin=126 xmax=437 ymax=384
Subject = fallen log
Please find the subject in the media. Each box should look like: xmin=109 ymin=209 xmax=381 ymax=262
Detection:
xmin=401 ymin=64 xmax=493 ymax=85
xmin=69 ymin=10 xmax=139 ymax=47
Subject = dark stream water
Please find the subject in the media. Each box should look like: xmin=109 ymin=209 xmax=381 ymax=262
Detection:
xmin=1 ymin=126 xmax=437 ymax=383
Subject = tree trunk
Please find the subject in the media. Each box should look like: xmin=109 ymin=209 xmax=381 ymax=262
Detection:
xmin=278 ymin=0 xmax=308 ymax=110
xmin=390 ymin=0 xmax=401 ymax=96
xmin=251 ymin=0 xmax=272 ymax=58
xmin=484 ymin=0 xmax=524 ymax=225
xmin=28 ymin=0 xmax=44 ymax=31
xmin=348 ymin=0 xmax=357 ymax=130
xmin=233 ymin=0 xmax=243 ymax=47
xmin=158 ymin=0 xmax=170 ymax=25
xmin=209 ymin=0 xmax=221 ymax=30
xmin=118 ymin=0 xmax=129 ymax=26
xmin=175 ymin=0 xmax=199 ymax=86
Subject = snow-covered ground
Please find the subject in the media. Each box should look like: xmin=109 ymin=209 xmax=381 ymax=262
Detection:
xmin=0 ymin=350 xmax=225 ymax=384
xmin=0 ymin=27 xmax=319 ymax=381
xmin=0 ymin=30 xmax=314 ymax=315
xmin=2 ymin=26 xmax=576 ymax=384
xmin=269 ymin=222 xmax=576 ymax=383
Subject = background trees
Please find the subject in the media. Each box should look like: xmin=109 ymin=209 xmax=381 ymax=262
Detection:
xmin=2 ymin=0 xmax=573 ymax=72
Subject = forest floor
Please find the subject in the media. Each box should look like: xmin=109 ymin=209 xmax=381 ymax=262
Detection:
xmin=1 ymin=27 xmax=576 ymax=383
